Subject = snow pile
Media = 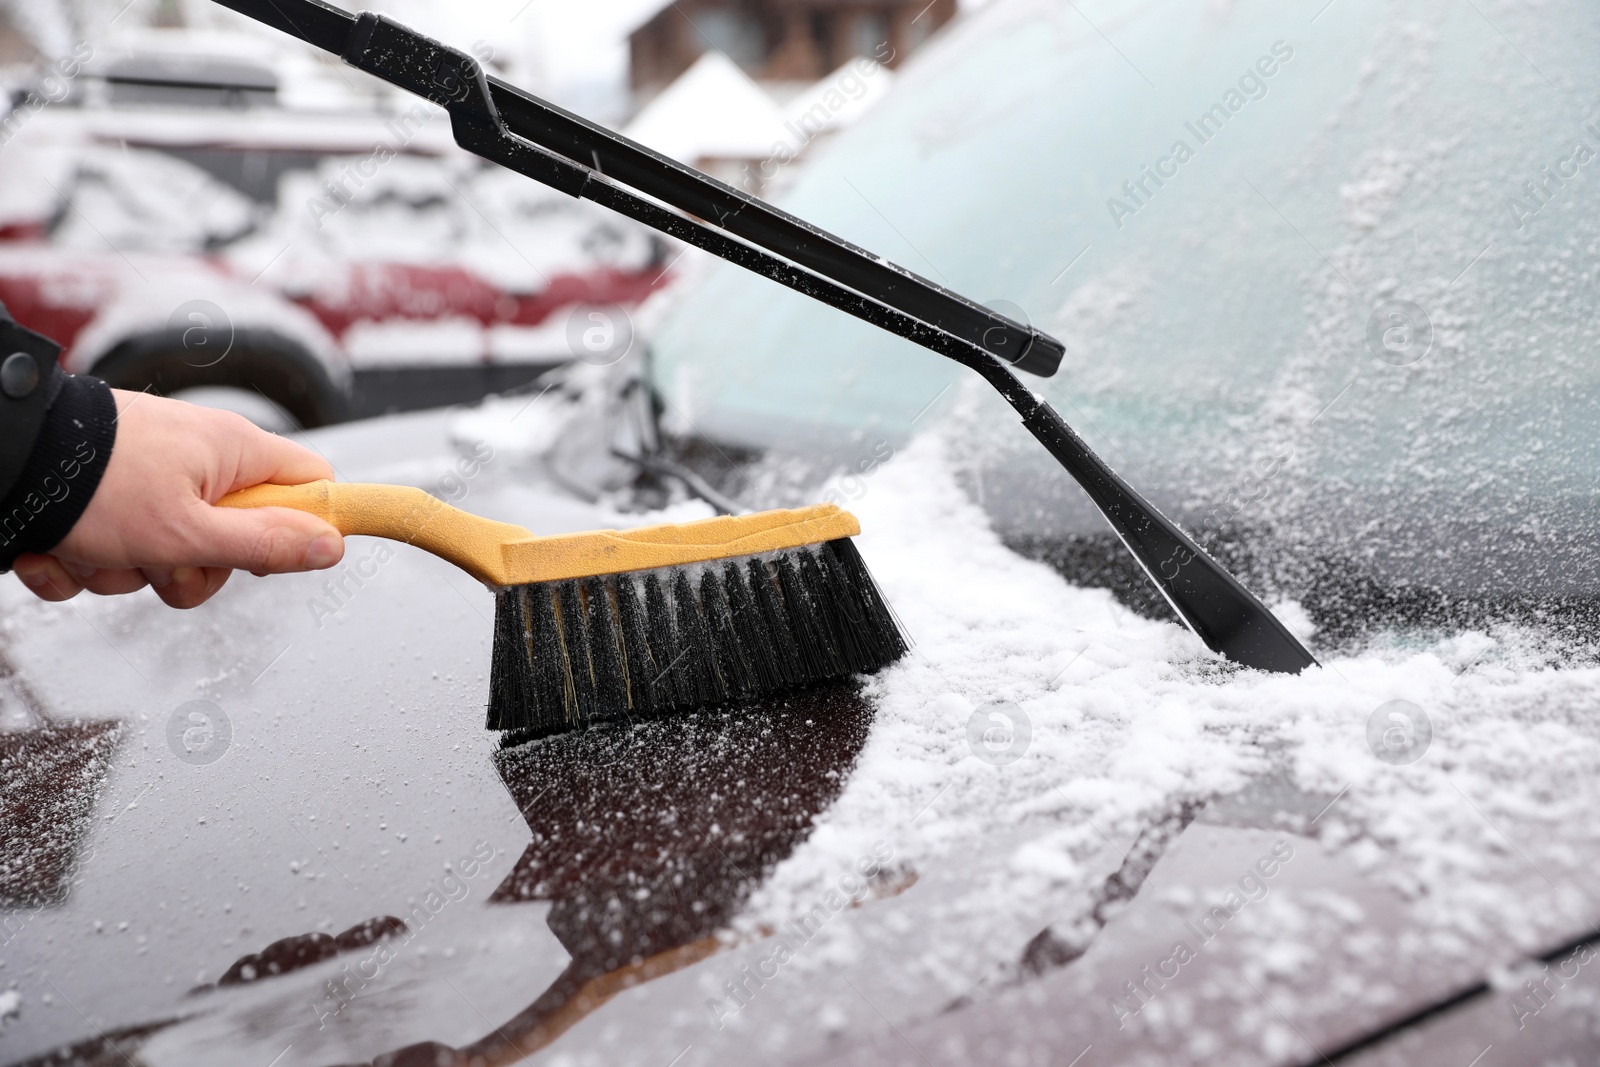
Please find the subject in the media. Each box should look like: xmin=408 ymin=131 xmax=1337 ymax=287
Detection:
xmin=728 ymin=430 xmax=1600 ymax=993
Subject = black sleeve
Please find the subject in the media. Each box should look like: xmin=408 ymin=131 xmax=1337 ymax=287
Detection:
xmin=0 ymin=309 xmax=116 ymax=572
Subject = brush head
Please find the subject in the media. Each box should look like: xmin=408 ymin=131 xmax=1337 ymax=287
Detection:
xmin=487 ymin=537 xmax=907 ymax=743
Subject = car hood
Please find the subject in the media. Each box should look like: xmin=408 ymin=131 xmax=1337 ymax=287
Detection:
xmin=5 ymin=400 xmax=1600 ymax=1066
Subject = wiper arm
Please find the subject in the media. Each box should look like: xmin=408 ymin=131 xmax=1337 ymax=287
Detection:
xmin=211 ymin=0 xmax=1317 ymax=674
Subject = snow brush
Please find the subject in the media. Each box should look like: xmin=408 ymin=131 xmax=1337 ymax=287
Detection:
xmin=219 ymin=482 xmax=906 ymax=740
xmin=212 ymin=0 xmax=1316 ymax=675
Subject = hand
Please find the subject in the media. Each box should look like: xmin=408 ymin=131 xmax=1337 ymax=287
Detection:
xmin=12 ymin=390 xmax=345 ymax=608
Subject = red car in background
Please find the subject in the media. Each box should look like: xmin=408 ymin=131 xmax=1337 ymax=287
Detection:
xmin=0 ymin=35 xmax=670 ymax=428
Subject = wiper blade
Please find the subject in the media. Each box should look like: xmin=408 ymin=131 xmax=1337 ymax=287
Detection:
xmin=212 ymin=0 xmax=1317 ymax=673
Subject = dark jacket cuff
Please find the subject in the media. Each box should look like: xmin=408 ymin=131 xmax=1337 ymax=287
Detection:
xmin=0 ymin=374 xmax=117 ymax=571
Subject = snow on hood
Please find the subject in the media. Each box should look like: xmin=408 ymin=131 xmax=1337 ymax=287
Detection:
xmin=721 ymin=427 xmax=1600 ymax=1006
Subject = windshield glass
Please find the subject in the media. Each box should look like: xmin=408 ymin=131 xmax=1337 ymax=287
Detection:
xmin=647 ymin=0 xmax=1600 ymax=641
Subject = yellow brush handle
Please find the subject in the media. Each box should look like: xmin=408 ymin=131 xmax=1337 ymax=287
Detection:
xmin=218 ymin=480 xmax=862 ymax=588
xmin=218 ymin=481 xmax=534 ymax=585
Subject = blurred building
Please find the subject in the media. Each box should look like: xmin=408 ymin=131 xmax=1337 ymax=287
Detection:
xmin=622 ymin=47 xmax=896 ymax=192
xmin=627 ymin=0 xmax=954 ymax=99
xmin=0 ymin=11 xmax=39 ymax=65
xmin=623 ymin=51 xmax=788 ymax=184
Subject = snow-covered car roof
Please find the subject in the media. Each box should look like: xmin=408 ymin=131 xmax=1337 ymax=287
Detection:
xmin=58 ymin=27 xmax=411 ymax=114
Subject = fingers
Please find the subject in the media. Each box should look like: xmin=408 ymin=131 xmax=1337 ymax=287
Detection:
xmin=74 ymin=565 xmax=150 ymax=597
xmin=14 ymin=556 xmax=233 ymax=609
xmin=185 ymin=502 xmax=344 ymax=574
xmin=27 ymin=396 xmax=342 ymax=610
xmin=12 ymin=557 xmax=150 ymax=599
xmin=14 ymin=497 xmax=338 ymax=608
xmin=150 ymin=566 xmax=231 ymax=609
xmin=221 ymin=416 xmax=335 ymax=498
xmin=14 ymin=554 xmax=83 ymax=601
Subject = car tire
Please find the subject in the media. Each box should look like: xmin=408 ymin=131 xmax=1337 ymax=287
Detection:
xmin=91 ymin=330 xmax=349 ymax=429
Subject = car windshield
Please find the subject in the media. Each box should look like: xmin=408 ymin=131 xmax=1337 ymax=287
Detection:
xmin=647 ymin=0 xmax=1600 ymax=649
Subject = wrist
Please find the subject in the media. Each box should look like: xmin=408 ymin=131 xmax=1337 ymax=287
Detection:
xmin=0 ymin=374 xmax=117 ymax=571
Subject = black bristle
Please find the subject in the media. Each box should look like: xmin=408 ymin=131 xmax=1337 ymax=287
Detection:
xmin=722 ymin=562 xmax=785 ymax=694
xmin=528 ymin=585 xmax=566 ymax=726
xmin=700 ymin=568 xmax=756 ymax=698
xmin=643 ymin=573 xmax=683 ymax=708
xmin=584 ymin=577 xmax=630 ymax=724
xmin=807 ymin=541 xmax=899 ymax=673
xmin=614 ymin=575 xmax=658 ymax=717
xmin=489 ymin=536 xmax=907 ymax=742
xmin=486 ymin=587 xmax=529 ymax=731
xmin=555 ymin=580 xmax=596 ymax=729
xmin=673 ymin=570 xmax=727 ymax=705
xmin=747 ymin=558 xmax=804 ymax=688
xmin=797 ymin=548 xmax=864 ymax=670
xmin=824 ymin=539 xmax=909 ymax=665
xmin=776 ymin=551 xmax=845 ymax=678
xmin=488 ymin=583 xmax=572 ymax=736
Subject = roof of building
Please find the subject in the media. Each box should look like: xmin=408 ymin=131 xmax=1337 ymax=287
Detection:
xmin=621 ymin=50 xmax=789 ymax=162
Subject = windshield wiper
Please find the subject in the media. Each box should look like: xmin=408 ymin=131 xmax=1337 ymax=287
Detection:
xmin=211 ymin=0 xmax=1316 ymax=673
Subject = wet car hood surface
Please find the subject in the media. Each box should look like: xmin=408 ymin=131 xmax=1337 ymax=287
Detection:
xmin=3 ymin=405 xmax=1600 ymax=1067
xmin=0 ymin=407 xmax=893 ymax=1067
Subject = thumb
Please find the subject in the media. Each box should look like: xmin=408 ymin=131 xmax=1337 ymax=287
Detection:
xmin=184 ymin=502 xmax=345 ymax=574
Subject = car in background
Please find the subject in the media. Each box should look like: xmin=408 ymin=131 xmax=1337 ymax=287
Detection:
xmin=0 ymin=31 xmax=669 ymax=429
xmin=6 ymin=1 xmax=1600 ymax=1066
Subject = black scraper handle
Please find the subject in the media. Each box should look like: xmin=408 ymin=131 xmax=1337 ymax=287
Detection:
xmin=210 ymin=0 xmax=1317 ymax=673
